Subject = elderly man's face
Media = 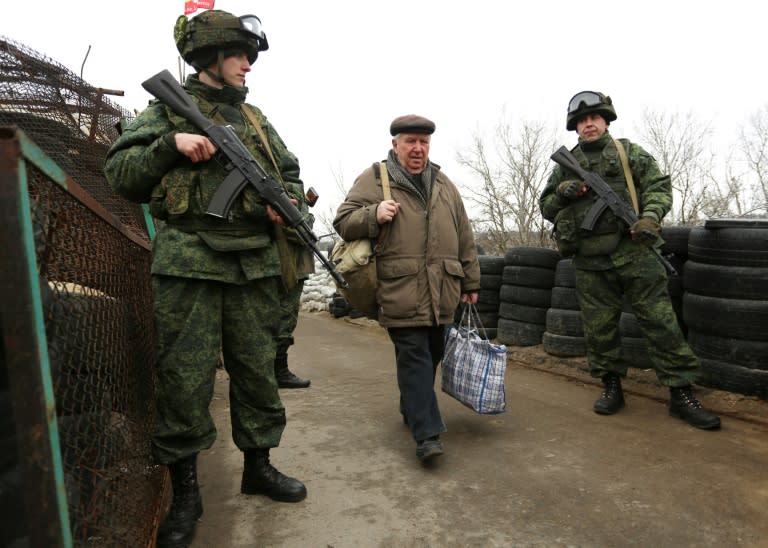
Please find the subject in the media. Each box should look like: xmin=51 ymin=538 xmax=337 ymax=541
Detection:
xmin=392 ymin=133 xmax=431 ymax=174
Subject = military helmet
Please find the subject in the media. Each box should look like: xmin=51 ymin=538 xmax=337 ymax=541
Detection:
xmin=566 ymin=91 xmax=617 ymax=131
xmin=174 ymin=10 xmax=269 ymax=69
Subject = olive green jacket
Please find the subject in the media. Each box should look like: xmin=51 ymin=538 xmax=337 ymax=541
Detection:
xmin=334 ymin=160 xmax=480 ymax=328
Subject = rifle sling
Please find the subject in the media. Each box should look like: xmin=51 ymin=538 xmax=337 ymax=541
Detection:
xmin=614 ymin=138 xmax=639 ymax=215
xmin=240 ymin=105 xmax=298 ymax=291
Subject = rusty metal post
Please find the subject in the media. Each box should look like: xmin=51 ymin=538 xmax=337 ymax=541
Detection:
xmin=0 ymin=126 xmax=72 ymax=548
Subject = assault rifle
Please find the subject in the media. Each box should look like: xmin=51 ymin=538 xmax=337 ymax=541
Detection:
xmin=141 ymin=69 xmax=347 ymax=288
xmin=550 ymin=146 xmax=677 ymax=276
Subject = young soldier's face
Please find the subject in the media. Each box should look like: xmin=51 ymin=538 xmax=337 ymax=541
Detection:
xmin=201 ymin=51 xmax=251 ymax=88
xmin=576 ymin=113 xmax=608 ymax=142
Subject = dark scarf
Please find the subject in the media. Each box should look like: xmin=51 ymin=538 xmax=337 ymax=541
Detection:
xmin=184 ymin=73 xmax=249 ymax=134
xmin=184 ymin=73 xmax=248 ymax=105
xmin=386 ymin=149 xmax=438 ymax=206
xmin=577 ymin=130 xmax=612 ymax=168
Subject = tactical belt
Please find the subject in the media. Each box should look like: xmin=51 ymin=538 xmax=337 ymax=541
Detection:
xmin=165 ymin=215 xmax=267 ymax=233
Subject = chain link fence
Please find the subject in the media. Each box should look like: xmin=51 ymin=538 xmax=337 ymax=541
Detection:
xmin=1 ymin=36 xmax=164 ymax=547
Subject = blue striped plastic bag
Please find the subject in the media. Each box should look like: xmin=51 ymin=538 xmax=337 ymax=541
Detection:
xmin=442 ymin=304 xmax=507 ymax=414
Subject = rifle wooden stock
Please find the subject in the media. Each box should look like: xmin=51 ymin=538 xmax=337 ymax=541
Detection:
xmin=141 ymin=69 xmax=348 ymax=288
xmin=550 ymin=146 xmax=677 ymax=276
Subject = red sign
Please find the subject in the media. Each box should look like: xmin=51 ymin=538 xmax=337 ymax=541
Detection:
xmin=184 ymin=0 xmax=215 ymax=15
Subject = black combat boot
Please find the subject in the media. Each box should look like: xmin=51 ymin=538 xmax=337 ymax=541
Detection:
xmin=241 ymin=449 xmax=307 ymax=502
xmin=593 ymin=373 xmax=625 ymax=415
xmin=274 ymin=351 xmax=311 ymax=389
xmin=669 ymin=385 xmax=721 ymax=430
xmin=156 ymin=455 xmax=203 ymax=548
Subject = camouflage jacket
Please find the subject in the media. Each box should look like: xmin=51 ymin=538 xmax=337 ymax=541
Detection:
xmin=539 ymin=131 xmax=672 ymax=270
xmin=105 ymin=74 xmax=312 ymax=283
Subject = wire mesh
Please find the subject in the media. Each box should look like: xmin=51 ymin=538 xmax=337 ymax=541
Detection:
xmin=1 ymin=35 xmax=163 ymax=546
xmin=0 ymin=35 xmax=150 ymax=246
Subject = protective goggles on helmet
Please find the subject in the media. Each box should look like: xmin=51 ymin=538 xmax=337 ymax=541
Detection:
xmin=568 ymin=91 xmax=610 ymax=114
xmin=239 ymin=15 xmax=267 ymax=46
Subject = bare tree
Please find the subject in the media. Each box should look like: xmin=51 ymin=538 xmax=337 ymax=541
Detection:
xmin=637 ymin=109 xmax=718 ymax=225
xmin=312 ymin=164 xmax=349 ymax=248
xmin=457 ymin=119 xmax=557 ymax=255
xmin=699 ymin=156 xmax=748 ymax=219
xmin=738 ymin=104 xmax=768 ymax=215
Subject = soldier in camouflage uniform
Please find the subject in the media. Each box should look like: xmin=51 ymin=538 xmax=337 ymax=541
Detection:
xmin=274 ymin=233 xmax=312 ymax=389
xmin=105 ymin=10 xmax=309 ymax=548
xmin=539 ymin=91 xmax=720 ymax=431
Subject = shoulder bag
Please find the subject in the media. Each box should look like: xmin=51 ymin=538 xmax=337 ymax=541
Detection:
xmin=329 ymin=162 xmax=391 ymax=318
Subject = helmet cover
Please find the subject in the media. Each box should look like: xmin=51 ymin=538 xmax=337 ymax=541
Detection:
xmin=566 ymin=90 xmax=617 ymax=131
xmin=174 ymin=10 xmax=268 ymax=68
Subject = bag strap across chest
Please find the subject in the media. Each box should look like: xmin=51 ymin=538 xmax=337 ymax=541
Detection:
xmin=373 ymin=161 xmax=392 ymax=200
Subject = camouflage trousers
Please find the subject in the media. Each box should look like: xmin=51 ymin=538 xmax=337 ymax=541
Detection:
xmin=275 ymin=279 xmax=304 ymax=356
xmin=575 ymin=253 xmax=699 ymax=387
xmin=151 ymin=275 xmax=285 ymax=464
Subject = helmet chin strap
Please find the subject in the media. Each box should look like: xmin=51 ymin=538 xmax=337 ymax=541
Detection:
xmin=200 ymin=50 xmax=227 ymax=87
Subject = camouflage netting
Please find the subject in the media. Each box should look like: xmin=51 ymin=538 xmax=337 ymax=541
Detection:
xmin=0 ymin=36 xmax=163 ymax=546
xmin=0 ymin=35 xmax=150 ymax=245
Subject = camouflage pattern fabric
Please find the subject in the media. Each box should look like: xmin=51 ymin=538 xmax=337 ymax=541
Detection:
xmin=540 ymin=132 xmax=672 ymax=270
xmin=174 ymin=10 xmax=265 ymax=66
xmin=574 ymin=247 xmax=699 ymax=386
xmin=105 ymin=74 xmax=307 ymax=283
xmin=151 ymin=275 xmax=285 ymax=464
xmin=276 ymin=279 xmax=304 ymax=354
xmin=540 ymin=131 xmax=699 ymax=387
xmin=104 ymin=74 xmax=309 ymax=464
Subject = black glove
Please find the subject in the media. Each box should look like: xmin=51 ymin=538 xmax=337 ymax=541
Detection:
xmin=556 ymin=179 xmax=586 ymax=199
xmin=630 ymin=216 xmax=661 ymax=246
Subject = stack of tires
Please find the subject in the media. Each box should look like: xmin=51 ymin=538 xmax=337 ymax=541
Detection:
xmin=659 ymin=225 xmax=691 ymax=335
xmin=683 ymin=219 xmax=768 ymax=398
xmin=475 ymin=255 xmax=505 ymax=340
xmin=497 ymin=246 xmax=561 ymax=346
xmin=543 ymin=258 xmax=586 ymax=357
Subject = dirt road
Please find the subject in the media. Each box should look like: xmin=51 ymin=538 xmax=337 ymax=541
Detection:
xmin=191 ymin=312 xmax=768 ymax=548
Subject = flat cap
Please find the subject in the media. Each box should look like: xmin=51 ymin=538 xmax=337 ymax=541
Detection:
xmin=390 ymin=114 xmax=436 ymax=136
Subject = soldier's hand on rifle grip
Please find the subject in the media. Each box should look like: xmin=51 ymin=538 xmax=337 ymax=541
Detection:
xmin=267 ymin=198 xmax=298 ymax=225
xmin=174 ymin=133 xmax=216 ymax=163
xmin=557 ymin=179 xmax=588 ymax=199
xmin=630 ymin=216 xmax=661 ymax=247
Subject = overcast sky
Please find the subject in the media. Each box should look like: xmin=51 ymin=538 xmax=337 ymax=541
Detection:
xmin=3 ymin=1 xmax=766 ymax=224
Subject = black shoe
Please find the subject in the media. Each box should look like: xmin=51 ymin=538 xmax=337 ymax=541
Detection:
xmin=157 ymin=455 xmax=203 ymax=548
xmin=669 ymin=386 xmax=721 ymax=430
xmin=276 ymin=369 xmax=311 ymax=389
xmin=241 ymin=449 xmax=307 ymax=502
xmin=416 ymin=436 xmax=444 ymax=462
xmin=593 ymin=373 xmax=625 ymax=415
xmin=274 ymin=352 xmax=311 ymax=389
